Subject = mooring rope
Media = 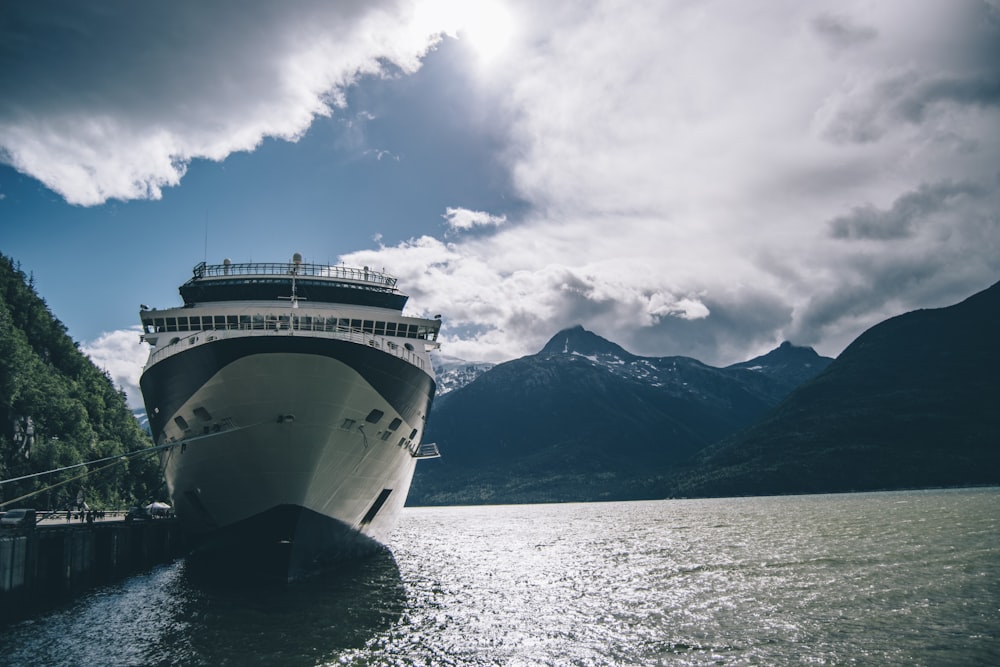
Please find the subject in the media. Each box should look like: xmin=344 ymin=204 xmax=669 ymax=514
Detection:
xmin=0 ymin=420 xmax=267 ymax=509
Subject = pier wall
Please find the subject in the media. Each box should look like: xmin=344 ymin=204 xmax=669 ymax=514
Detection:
xmin=0 ymin=519 xmax=185 ymax=624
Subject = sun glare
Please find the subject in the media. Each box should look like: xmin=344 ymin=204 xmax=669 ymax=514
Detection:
xmin=458 ymin=1 xmax=515 ymax=63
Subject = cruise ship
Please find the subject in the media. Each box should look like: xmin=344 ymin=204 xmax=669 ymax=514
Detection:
xmin=138 ymin=255 xmax=441 ymax=577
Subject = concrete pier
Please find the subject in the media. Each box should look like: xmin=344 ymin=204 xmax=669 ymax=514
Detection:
xmin=0 ymin=518 xmax=185 ymax=624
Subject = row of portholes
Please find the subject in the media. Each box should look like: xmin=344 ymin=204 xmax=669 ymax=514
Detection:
xmin=171 ymin=404 xmax=418 ymax=452
xmin=342 ymin=409 xmax=418 ymax=449
xmin=166 ymin=334 xmax=218 ymax=346
xmin=173 ymin=406 xmax=215 ymax=434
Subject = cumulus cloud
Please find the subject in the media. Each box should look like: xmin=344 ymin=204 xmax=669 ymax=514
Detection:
xmin=81 ymin=328 xmax=149 ymax=410
xmin=353 ymin=0 xmax=1000 ymax=364
xmin=814 ymin=2 xmax=1000 ymax=145
xmin=0 ymin=0 xmax=461 ymax=205
xmin=6 ymin=0 xmax=1000 ymax=369
xmin=828 ymin=181 xmax=983 ymax=240
xmin=443 ymin=207 xmax=507 ymax=231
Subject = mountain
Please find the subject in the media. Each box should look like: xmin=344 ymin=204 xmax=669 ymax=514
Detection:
xmin=431 ymin=353 xmax=495 ymax=398
xmin=411 ymin=325 xmax=831 ymax=505
xmin=132 ymin=408 xmax=151 ymax=434
xmin=727 ymin=341 xmax=833 ymax=389
xmin=669 ymin=280 xmax=1000 ymax=497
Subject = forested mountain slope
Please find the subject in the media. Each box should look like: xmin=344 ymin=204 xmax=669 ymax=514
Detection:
xmin=0 ymin=253 xmax=162 ymax=511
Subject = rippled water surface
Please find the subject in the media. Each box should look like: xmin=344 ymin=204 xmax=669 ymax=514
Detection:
xmin=2 ymin=488 xmax=998 ymax=666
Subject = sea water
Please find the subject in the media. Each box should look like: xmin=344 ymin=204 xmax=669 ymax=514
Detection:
xmin=1 ymin=488 xmax=997 ymax=666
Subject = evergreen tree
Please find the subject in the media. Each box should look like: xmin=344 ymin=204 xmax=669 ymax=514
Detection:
xmin=0 ymin=253 xmax=163 ymax=510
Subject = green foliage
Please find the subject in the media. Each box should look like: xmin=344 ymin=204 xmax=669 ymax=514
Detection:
xmin=0 ymin=253 xmax=163 ymax=510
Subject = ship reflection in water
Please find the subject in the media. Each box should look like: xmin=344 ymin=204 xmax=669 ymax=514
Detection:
xmin=168 ymin=549 xmax=406 ymax=665
xmin=0 ymin=549 xmax=406 ymax=667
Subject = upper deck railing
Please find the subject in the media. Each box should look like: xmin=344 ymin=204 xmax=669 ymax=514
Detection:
xmin=192 ymin=261 xmax=398 ymax=289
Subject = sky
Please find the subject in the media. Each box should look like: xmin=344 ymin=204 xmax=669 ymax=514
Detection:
xmin=2 ymin=0 xmax=999 ymax=409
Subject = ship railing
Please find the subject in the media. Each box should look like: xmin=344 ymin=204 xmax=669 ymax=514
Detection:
xmin=143 ymin=326 xmax=430 ymax=372
xmin=192 ymin=261 xmax=397 ymax=288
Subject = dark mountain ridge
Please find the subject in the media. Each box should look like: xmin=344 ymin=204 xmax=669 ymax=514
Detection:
xmin=726 ymin=340 xmax=832 ymax=388
xmin=412 ymin=326 xmax=831 ymax=504
xmin=669 ymin=280 xmax=1000 ymax=497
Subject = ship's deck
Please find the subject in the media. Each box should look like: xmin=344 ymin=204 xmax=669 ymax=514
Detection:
xmin=179 ymin=261 xmax=407 ymax=310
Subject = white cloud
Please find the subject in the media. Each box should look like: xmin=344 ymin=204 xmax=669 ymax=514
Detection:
xmin=6 ymin=0 xmax=998 ymax=368
xmin=350 ymin=0 xmax=1000 ymax=364
xmin=81 ymin=328 xmax=149 ymax=410
xmin=0 ymin=1 xmax=463 ymax=206
xmin=443 ymin=207 xmax=507 ymax=231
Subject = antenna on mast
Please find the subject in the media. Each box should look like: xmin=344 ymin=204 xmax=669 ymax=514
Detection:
xmin=280 ymin=253 xmax=307 ymax=314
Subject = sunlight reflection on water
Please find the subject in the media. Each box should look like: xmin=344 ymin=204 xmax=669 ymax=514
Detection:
xmin=1 ymin=488 xmax=998 ymax=666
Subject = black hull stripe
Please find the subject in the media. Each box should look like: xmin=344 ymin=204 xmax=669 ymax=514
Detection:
xmin=140 ymin=336 xmax=435 ymax=441
xmin=184 ymin=504 xmax=388 ymax=580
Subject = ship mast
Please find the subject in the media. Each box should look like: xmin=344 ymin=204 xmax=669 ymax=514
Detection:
xmin=278 ymin=253 xmax=307 ymax=315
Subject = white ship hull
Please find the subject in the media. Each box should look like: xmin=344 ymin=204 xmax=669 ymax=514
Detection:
xmin=141 ymin=334 xmax=436 ymax=577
